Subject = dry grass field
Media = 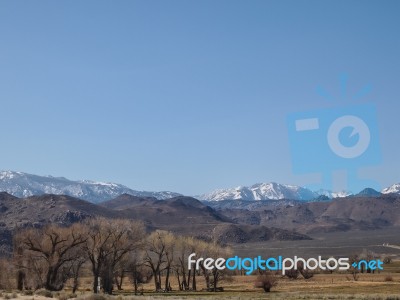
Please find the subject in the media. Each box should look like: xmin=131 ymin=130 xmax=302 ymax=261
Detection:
xmin=133 ymin=272 xmax=400 ymax=299
xmin=2 ymin=263 xmax=399 ymax=300
xmin=234 ymin=228 xmax=400 ymax=258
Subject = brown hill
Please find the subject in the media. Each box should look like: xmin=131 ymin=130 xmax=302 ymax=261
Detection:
xmin=101 ymin=194 xmax=230 ymax=227
xmin=218 ymin=195 xmax=400 ymax=234
xmin=0 ymin=193 xmax=311 ymax=255
xmin=210 ymin=224 xmax=310 ymax=245
xmin=100 ymin=193 xmax=158 ymax=209
xmin=0 ymin=193 xmax=119 ymax=228
xmin=0 ymin=193 xmax=122 ymax=254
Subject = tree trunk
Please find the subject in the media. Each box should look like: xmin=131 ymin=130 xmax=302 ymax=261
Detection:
xmin=72 ymin=276 xmax=79 ymax=294
xmin=165 ymin=266 xmax=171 ymax=291
xmin=213 ymin=271 xmax=218 ymax=292
xmin=93 ymin=272 xmax=100 ymax=294
xmin=200 ymin=265 xmax=210 ymax=289
xmin=72 ymin=260 xmax=84 ymax=294
xmin=115 ymin=271 xmax=124 ymax=290
xmin=132 ymin=265 xmax=138 ymax=295
xmin=158 ymin=272 xmax=162 ymax=291
xmin=192 ymin=270 xmax=196 ymax=291
xmin=186 ymin=269 xmax=191 ymax=290
xmin=133 ymin=277 xmax=138 ymax=295
xmin=176 ymin=272 xmax=181 ymax=291
xmin=17 ymin=271 xmax=25 ymax=291
xmin=102 ymin=266 xmax=114 ymax=295
xmin=263 ymin=285 xmax=271 ymax=293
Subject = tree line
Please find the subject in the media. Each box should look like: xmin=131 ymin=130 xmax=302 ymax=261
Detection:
xmin=5 ymin=218 xmax=391 ymax=294
xmin=10 ymin=218 xmax=231 ymax=294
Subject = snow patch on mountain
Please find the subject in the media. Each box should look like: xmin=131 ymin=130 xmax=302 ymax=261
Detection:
xmin=314 ymin=189 xmax=353 ymax=199
xmin=382 ymin=183 xmax=400 ymax=195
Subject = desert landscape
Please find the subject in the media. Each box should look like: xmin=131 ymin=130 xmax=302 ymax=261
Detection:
xmin=1 ymin=0 xmax=400 ymax=298
xmin=1 ymin=189 xmax=400 ymax=299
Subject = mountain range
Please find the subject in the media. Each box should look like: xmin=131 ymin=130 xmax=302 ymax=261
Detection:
xmin=197 ymin=183 xmax=397 ymax=201
xmin=1 ymin=190 xmax=400 ymax=256
xmin=1 ymin=170 xmax=400 ymax=203
xmin=0 ymin=171 xmax=181 ymax=203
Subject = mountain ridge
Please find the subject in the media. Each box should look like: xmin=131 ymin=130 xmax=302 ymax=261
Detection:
xmin=199 ymin=183 xmax=399 ymax=201
xmin=0 ymin=171 xmax=181 ymax=203
xmin=1 ymin=170 xmax=400 ymax=203
xmin=197 ymin=182 xmax=354 ymax=201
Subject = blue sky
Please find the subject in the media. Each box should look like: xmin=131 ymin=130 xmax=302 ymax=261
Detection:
xmin=0 ymin=0 xmax=399 ymax=195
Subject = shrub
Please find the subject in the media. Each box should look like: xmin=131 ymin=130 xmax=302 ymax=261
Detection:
xmin=285 ymin=268 xmax=300 ymax=279
xmin=383 ymin=257 xmax=393 ymax=264
xmin=300 ymin=269 xmax=314 ymax=280
xmin=24 ymin=290 xmax=34 ymax=296
xmin=254 ymin=274 xmax=278 ymax=293
xmin=384 ymin=275 xmax=394 ymax=282
xmin=2 ymin=293 xmax=17 ymax=300
xmin=35 ymin=289 xmax=54 ymax=298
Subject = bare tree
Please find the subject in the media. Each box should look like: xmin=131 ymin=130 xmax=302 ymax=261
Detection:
xmin=348 ymin=254 xmax=360 ymax=281
xmin=255 ymin=273 xmax=278 ymax=293
xmin=84 ymin=218 xmax=145 ymax=294
xmin=143 ymin=230 xmax=175 ymax=292
xmin=13 ymin=223 xmax=87 ymax=291
xmin=128 ymin=251 xmax=151 ymax=295
xmin=114 ymin=257 xmax=127 ymax=291
xmin=163 ymin=232 xmax=175 ymax=292
xmin=297 ymin=261 xmax=314 ymax=279
xmin=174 ymin=236 xmax=194 ymax=291
xmin=195 ymin=241 xmax=231 ymax=292
xmin=69 ymin=255 xmax=86 ymax=294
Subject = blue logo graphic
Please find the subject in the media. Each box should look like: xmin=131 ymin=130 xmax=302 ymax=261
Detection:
xmin=287 ymin=76 xmax=382 ymax=191
xmin=352 ymin=259 xmax=384 ymax=272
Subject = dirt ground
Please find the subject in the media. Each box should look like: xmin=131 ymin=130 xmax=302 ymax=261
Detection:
xmin=1 ymin=262 xmax=400 ymax=300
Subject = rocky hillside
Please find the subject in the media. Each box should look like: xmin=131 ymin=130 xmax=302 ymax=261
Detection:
xmin=0 ymin=193 xmax=311 ymax=255
xmin=215 ymin=194 xmax=400 ymax=234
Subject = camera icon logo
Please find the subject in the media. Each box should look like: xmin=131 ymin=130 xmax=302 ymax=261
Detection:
xmin=327 ymin=115 xmax=370 ymax=159
xmin=287 ymin=103 xmax=381 ymax=176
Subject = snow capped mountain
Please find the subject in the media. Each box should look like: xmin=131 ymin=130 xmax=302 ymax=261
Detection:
xmin=2 ymin=170 xmax=398 ymax=203
xmin=198 ymin=183 xmax=356 ymax=201
xmin=382 ymin=183 xmax=400 ymax=195
xmin=0 ymin=171 xmax=181 ymax=203
xmin=250 ymin=182 xmax=318 ymax=200
xmin=198 ymin=182 xmax=318 ymax=201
